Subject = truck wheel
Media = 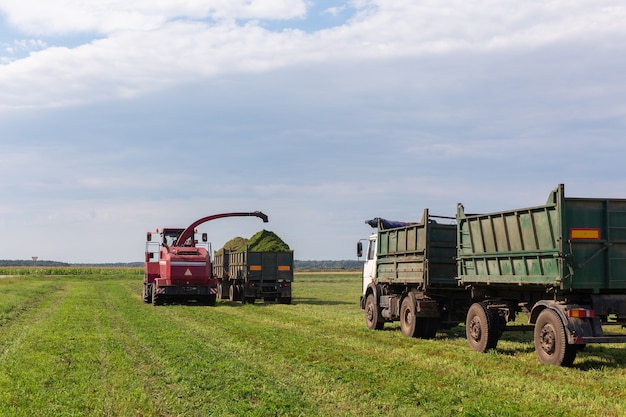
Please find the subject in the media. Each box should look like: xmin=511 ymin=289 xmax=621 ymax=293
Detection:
xmin=534 ymin=309 xmax=577 ymax=366
xmin=279 ymin=297 xmax=292 ymax=305
xmin=466 ymin=302 xmax=498 ymax=352
xmin=365 ymin=294 xmax=384 ymax=330
xmin=400 ymin=296 xmax=419 ymax=337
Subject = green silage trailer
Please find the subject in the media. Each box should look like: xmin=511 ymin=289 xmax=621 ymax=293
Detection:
xmin=214 ymin=249 xmax=293 ymax=304
xmin=457 ymin=183 xmax=626 ymax=365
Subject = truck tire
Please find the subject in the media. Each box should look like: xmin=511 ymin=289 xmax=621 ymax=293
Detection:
xmin=365 ymin=294 xmax=384 ymax=330
xmin=400 ymin=296 xmax=419 ymax=337
xmin=279 ymin=297 xmax=292 ymax=304
xmin=466 ymin=302 xmax=498 ymax=352
xmin=534 ymin=309 xmax=577 ymax=366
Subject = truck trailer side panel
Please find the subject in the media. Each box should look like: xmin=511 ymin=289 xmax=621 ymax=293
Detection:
xmin=375 ymin=209 xmax=457 ymax=288
xmin=457 ymin=184 xmax=626 ymax=293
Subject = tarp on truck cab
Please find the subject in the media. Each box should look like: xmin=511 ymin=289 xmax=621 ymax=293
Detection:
xmin=365 ymin=218 xmax=415 ymax=229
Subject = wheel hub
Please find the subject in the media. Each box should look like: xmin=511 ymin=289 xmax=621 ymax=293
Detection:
xmin=469 ymin=317 xmax=482 ymax=341
xmin=404 ymin=309 xmax=414 ymax=326
xmin=540 ymin=325 xmax=556 ymax=354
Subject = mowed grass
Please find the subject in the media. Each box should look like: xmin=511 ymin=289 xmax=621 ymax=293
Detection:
xmin=0 ymin=269 xmax=625 ymax=416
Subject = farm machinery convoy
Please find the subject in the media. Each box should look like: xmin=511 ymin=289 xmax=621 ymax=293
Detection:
xmin=143 ymin=211 xmax=293 ymax=306
xmin=359 ymin=184 xmax=626 ymax=366
xmin=141 ymin=184 xmax=626 ymax=366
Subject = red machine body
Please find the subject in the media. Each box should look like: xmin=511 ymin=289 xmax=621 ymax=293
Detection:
xmin=143 ymin=211 xmax=268 ymax=306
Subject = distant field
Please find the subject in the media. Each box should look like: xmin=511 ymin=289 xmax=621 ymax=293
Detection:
xmin=0 ymin=268 xmax=625 ymax=416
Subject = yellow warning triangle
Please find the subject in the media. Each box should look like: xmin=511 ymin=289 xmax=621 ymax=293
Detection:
xmin=184 ymin=268 xmax=192 ymax=276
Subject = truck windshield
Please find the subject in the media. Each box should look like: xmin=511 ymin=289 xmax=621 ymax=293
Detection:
xmin=367 ymin=240 xmax=377 ymax=261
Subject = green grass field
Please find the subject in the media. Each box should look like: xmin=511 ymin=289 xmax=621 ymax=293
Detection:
xmin=0 ymin=269 xmax=625 ymax=416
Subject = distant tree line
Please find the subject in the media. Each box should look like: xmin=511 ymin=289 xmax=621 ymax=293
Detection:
xmin=294 ymin=260 xmax=362 ymax=271
xmin=0 ymin=259 xmax=70 ymax=267
xmin=1 ymin=259 xmax=362 ymax=271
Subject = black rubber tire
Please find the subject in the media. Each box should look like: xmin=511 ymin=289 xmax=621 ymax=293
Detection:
xmin=205 ymin=294 xmax=217 ymax=306
xmin=152 ymin=284 xmax=164 ymax=306
xmin=279 ymin=297 xmax=292 ymax=305
xmin=534 ymin=309 xmax=577 ymax=366
xmin=364 ymin=294 xmax=384 ymax=330
xmin=142 ymin=283 xmax=152 ymax=304
xmin=466 ymin=302 xmax=498 ymax=352
xmin=400 ymin=296 xmax=419 ymax=338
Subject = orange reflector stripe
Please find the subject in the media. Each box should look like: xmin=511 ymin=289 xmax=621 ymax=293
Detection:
xmin=278 ymin=265 xmax=291 ymax=271
xmin=570 ymin=228 xmax=600 ymax=240
xmin=568 ymin=309 xmax=595 ymax=318
xmin=250 ymin=265 xmax=262 ymax=271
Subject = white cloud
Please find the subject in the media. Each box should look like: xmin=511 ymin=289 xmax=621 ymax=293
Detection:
xmin=0 ymin=0 xmax=308 ymax=34
xmin=2 ymin=1 xmax=626 ymax=262
xmin=1 ymin=1 xmax=626 ymax=110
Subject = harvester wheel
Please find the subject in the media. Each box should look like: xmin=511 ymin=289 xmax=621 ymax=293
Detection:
xmin=152 ymin=285 xmax=164 ymax=306
xmin=534 ymin=309 xmax=577 ymax=366
xmin=142 ymin=283 xmax=152 ymax=304
xmin=205 ymin=294 xmax=217 ymax=306
xmin=466 ymin=302 xmax=498 ymax=352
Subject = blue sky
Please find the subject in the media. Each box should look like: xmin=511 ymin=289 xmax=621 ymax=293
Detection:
xmin=2 ymin=1 xmax=626 ymax=263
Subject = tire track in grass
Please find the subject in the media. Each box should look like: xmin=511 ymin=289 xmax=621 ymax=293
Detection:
xmin=109 ymin=282 xmax=316 ymax=416
xmin=0 ymin=280 xmax=66 ymax=358
xmin=93 ymin=279 xmax=217 ymax=416
xmin=0 ymin=281 xmax=76 ymax=415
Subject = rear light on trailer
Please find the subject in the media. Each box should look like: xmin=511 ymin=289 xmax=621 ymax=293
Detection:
xmin=568 ymin=308 xmax=595 ymax=319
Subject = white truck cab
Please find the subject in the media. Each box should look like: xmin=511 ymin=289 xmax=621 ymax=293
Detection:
xmin=358 ymin=234 xmax=377 ymax=298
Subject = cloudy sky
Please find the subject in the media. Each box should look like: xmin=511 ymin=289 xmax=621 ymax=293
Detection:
xmin=1 ymin=1 xmax=626 ymax=263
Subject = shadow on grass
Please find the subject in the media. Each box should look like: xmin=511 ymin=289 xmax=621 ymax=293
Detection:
xmin=214 ymin=297 xmax=352 ymax=307
xmin=437 ymin=325 xmax=626 ymax=370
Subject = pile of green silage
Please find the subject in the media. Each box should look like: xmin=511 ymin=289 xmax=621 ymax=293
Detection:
xmin=217 ymin=230 xmax=290 ymax=254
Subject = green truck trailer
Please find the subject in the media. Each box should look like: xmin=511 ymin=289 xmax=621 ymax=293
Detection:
xmin=213 ymin=249 xmax=293 ymax=304
xmin=359 ymin=209 xmax=469 ymax=338
xmin=360 ymin=184 xmax=626 ymax=366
